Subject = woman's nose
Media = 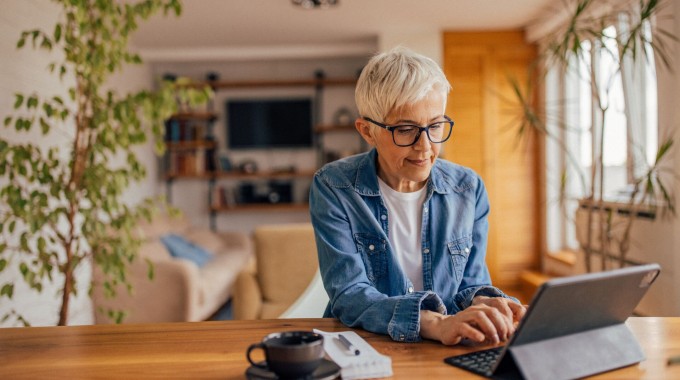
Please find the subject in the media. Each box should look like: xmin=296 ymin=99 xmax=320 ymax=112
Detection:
xmin=412 ymin=130 xmax=431 ymax=150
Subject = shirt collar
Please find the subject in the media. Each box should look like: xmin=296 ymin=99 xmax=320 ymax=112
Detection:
xmin=353 ymin=148 xmax=452 ymax=196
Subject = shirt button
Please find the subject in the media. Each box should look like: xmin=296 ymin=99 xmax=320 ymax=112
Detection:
xmin=423 ymin=248 xmax=430 ymax=254
xmin=368 ymin=244 xmax=375 ymax=251
xmin=464 ymin=247 xmax=471 ymax=253
xmin=381 ymin=214 xmax=387 ymax=220
xmin=408 ymin=286 xmax=414 ymax=293
xmin=424 ymin=207 xmax=428 ymax=212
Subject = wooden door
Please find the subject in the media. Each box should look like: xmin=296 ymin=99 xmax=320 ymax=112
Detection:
xmin=442 ymin=31 xmax=541 ymax=290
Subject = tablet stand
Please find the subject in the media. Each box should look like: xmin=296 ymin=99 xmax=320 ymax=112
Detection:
xmin=494 ymin=323 xmax=644 ymax=380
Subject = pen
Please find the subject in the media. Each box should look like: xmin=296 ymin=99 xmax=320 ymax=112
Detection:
xmin=338 ymin=334 xmax=361 ymax=356
xmin=668 ymin=355 xmax=680 ymax=366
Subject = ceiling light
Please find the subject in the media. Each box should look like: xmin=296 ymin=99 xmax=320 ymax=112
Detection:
xmin=292 ymin=0 xmax=339 ymax=9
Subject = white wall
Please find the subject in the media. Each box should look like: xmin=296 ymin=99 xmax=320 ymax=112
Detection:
xmin=0 ymin=0 xmax=158 ymax=326
xmin=0 ymin=0 xmax=86 ymax=327
xmin=378 ymin=29 xmax=443 ymax=66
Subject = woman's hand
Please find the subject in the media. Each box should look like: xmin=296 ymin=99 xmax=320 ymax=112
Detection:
xmin=472 ymin=295 xmax=527 ymax=323
xmin=419 ymin=303 xmax=519 ymax=346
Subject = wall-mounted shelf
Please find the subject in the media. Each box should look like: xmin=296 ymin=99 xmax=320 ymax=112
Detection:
xmin=164 ymin=74 xmax=359 ymax=231
xmin=214 ymin=169 xmax=316 ymax=180
xmin=210 ymin=203 xmax=309 ymax=213
xmin=166 ymin=169 xmax=316 ymax=181
xmin=170 ymin=112 xmax=218 ymax=121
xmin=314 ymin=124 xmax=356 ymax=133
xmin=165 ymin=140 xmax=217 ymax=150
xmin=185 ymin=77 xmax=357 ymax=89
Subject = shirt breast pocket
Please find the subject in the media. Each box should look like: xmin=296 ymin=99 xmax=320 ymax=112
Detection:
xmin=354 ymin=233 xmax=388 ymax=283
xmin=447 ymin=235 xmax=472 ymax=282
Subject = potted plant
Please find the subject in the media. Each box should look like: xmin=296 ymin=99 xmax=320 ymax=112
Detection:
xmin=0 ymin=0 xmax=210 ymax=326
xmin=507 ymin=0 xmax=677 ymax=272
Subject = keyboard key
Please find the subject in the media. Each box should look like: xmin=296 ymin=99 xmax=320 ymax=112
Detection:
xmin=444 ymin=346 xmax=504 ymax=377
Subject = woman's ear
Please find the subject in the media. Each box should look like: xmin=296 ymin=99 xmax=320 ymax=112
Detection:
xmin=355 ymin=118 xmax=376 ymax=147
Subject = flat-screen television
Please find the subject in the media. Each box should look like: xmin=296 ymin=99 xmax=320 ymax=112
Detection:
xmin=226 ymin=98 xmax=313 ymax=149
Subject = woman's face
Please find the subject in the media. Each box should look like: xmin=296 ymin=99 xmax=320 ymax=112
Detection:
xmin=357 ymin=90 xmax=446 ymax=193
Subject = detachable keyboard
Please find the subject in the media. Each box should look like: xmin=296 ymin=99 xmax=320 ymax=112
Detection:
xmin=444 ymin=346 xmax=504 ymax=378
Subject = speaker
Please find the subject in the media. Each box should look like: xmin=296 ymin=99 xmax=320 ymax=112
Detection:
xmin=267 ymin=181 xmax=293 ymax=204
xmin=237 ymin=183 xmax=257 ymax=204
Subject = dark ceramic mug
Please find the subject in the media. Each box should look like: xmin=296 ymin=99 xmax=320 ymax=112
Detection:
xmin=246 ymin=330 xmax=325 ymax=378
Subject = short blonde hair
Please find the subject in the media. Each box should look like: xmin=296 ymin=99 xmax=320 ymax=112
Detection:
xmin=355 ymin=46 xmax=451 ymax=123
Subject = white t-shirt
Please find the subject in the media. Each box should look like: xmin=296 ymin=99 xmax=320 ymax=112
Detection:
xmin=377 ymin=177 xmax=428 ymax=291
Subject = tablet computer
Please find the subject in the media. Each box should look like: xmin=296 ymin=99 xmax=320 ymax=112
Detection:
xmin=444 ymin=263 xmax=661 ymax=380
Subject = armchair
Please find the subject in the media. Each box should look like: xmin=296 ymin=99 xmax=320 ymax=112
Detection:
xmin=232 ymin=223 xmax=326 ymax=320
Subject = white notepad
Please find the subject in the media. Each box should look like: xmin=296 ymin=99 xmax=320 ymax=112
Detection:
xmin=313 ymin=329 xmax=393 ymax=380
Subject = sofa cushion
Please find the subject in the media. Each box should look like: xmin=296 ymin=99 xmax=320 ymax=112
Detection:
xmin=139 ymin=240 xmax=173 ymax=262
xmin=136 ymin=213 xmax=191 ymax=241
xmin=160 ymin=233 xmax=214 ymax=268
xmin=184 ymin=229 xmax=225 ymax=255
xmin=198 ymin=250 xmax=250 ymax=317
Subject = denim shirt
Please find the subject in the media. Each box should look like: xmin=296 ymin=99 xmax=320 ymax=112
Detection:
xmin=309 ymin=148 xmax=514 ymax=342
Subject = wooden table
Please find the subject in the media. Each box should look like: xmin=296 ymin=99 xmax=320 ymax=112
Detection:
xmin=1 ymin=317 xmax=680 ymax=379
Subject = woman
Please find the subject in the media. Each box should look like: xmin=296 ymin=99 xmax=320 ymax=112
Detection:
xmin=309 ymin=47 xmax=525 ymax=345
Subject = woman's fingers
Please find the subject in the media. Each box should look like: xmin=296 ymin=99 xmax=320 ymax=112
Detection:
xmin=473 ymin=297 xmax=527 ymax=339
xmin=508 ymin=301 xmax=527 ymax=321
xmin=457 ymin=322 xmax=487 ymax=343
xmin=467 ymin=305 xmax=517 ymax=342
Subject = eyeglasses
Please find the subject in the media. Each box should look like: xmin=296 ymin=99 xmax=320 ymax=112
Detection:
xmin=362 ymin=115 xmax=454 ymax=147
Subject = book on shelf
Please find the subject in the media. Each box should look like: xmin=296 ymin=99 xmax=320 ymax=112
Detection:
xmin=212 ymin=185 xmax=236 ymax=209
xmin=164 ymin=119 xmax=202 ymax=143
xmin=166 ymin=150 xmax=211 ymax=177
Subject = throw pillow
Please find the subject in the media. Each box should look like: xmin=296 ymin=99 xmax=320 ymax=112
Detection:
xmin=160 ymin=233 xmax=214 ymax=268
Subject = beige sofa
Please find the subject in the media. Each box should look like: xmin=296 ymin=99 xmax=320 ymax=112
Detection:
xmin=92 ymin=214 xmax=253 ymax=324
xmin=232 ymin=223 xmax=321 ymax=320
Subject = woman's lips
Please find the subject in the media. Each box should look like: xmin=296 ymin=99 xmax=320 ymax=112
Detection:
xmin=407 ymin=158 xmax=429 ymax=166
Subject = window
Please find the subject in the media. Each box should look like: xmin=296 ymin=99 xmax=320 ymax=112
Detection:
xmin=545 ymin=18 xmax=659 ymax=252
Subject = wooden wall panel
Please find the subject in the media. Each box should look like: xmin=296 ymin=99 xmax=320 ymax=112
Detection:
xmin=443 ymin=31 xmax=540 ymax=290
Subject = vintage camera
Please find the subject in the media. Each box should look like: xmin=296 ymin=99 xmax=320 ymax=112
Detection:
xmin=238 ymin=181 xmax=293 ymax=204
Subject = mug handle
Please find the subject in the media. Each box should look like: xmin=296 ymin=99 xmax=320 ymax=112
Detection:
xmin=246 ymin=342 xmax=268 ymax=369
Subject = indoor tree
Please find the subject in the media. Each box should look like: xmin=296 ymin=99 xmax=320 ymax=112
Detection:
xmin=507 ymin=0 xmax=676 ymax=271
xmin=0 ymin=0 xmax=209 ymax=326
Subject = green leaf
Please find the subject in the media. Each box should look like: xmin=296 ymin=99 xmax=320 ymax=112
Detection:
xmin=27 ymin=96 xmax=39 ymax=109
xmin=20 ymin=233 xmax=29 ymax=251
xmin=39 ymin=118 xmax=50 ymax=135
xmin=13 ymin=94 xmax=24 ymax=109
xmin=19 ymin=262 xmax=28 ymax=276
xmin=0 ymin=284 xmax=13 ymax=298
xmin=43 ymin=103 xmax=54 ymax=117
xmin=3 ymin=116 xmax=12 ymax=127
xmin=54 ymin=24 xmax=62 ymax=42
xmin=0 ymin=258 xmax=7 ymax=271
xmin=145 ymin=258 xmax=154 ymax=280
xmin=17 ymin=37 xmax=26 ymax=49
xmin=37 ymin=237 xmax=46 ymax=253
xmin=8 ymin=220 xmax=15 ymax=234
xmin=40 ymin=37 xmax=52 ymax=50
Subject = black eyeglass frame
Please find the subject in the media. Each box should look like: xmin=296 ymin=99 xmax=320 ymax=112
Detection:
xmin=362 ymin=115 xmax=454 ymax=147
